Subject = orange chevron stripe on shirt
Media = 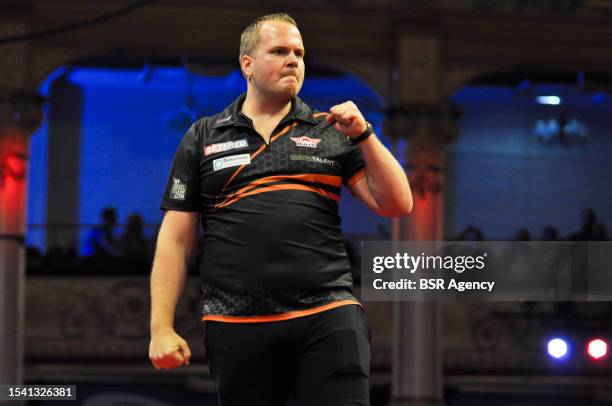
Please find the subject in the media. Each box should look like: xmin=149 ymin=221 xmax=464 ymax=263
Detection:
xmin=215 ymin=182 xmax=341 ymax=209
xmin=215 ymin=173 xmax=342 ymax=208
xmin=221 ymin=121 xmax=299 ymax=192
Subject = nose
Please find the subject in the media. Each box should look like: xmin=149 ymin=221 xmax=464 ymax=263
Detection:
xmin=286 ymin=52 xmax=299 ymax=67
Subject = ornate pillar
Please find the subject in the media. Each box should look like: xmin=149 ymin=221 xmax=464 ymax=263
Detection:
xmin=384 ymin=31 xmax=460 ymax=406
xmin=385 ymin=103 xmax=460 ymax=241
xmin=384 ymin=104 xmax=459 ymax=406
xmin=45 ymin=76 xmax=83 ymax=251
xmin=0 ymin=89 xmax=44 ymax=385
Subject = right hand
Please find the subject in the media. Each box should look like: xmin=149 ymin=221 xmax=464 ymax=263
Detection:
xmin=149 ymin=328 xmax=192 ymax=370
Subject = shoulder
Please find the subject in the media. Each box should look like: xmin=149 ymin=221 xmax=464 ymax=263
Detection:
xmin=296 ymin=97 xmax=329 ymax=124
xmin=305 ymin=107 xmax=352 ymax=145
xmin=186 ymin=110 xmax=228 ymax=145
xmin=310 ymin=109 xmax=330 ymax=124
xmin=193 ymin=111 xmax=226 ymax=133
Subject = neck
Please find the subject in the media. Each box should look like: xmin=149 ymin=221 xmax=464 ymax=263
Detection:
xmin=242 ymin=87 xmax=292 ymax=120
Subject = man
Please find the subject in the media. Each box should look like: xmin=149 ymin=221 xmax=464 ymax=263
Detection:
xmin=149 ymin=13 xmax=412 ymax=406
xmin=83 ymin=207 xmax=121 ymax=258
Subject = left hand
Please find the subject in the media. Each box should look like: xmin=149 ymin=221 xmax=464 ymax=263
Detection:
xmin=326 ymin=101 xmax=368 ymax=138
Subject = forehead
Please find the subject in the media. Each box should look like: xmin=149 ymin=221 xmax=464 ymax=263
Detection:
xmin=257 ymin=21 xmax=303 ymax=48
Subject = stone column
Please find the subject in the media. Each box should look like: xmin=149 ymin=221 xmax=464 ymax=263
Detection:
xmin=45 ymin=76 xmax=83 ymax=251
xmin=0 ymin=89 xmax=44 ymax=385
xmin=384 ymin=30 xmax=460 ymax=406
xmin=384 ymin=104 xmax=459 ymax=406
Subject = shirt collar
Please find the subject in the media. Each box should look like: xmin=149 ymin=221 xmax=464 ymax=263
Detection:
xmin=211 ymin=93 xmax=318 ymax=129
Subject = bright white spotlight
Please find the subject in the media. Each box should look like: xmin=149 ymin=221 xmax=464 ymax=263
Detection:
xmin=547 ymin=337 xmax=569 ymax=359
xmin=587 ymin=338 xmax=608 ymax=360
xmin=536 ymin=96 xmax=562 ymax=105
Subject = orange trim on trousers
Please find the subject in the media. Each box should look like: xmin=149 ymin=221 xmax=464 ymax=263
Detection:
xmin=202 ymin=300 xmax=361 ymax=323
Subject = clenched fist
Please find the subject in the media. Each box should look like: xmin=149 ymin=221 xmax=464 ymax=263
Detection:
xmin=326 ymin=101 xmax=368 ymax=138
xmin=149 ymin=328 xmax=192 ymax=370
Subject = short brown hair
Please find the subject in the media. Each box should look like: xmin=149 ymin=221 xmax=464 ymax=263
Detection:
xmin=239 ymin=13 xmax=298 ymax=70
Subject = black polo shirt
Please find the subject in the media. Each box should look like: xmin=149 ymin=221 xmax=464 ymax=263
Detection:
xmin=161 ymin=93 xmax=366 ymax=322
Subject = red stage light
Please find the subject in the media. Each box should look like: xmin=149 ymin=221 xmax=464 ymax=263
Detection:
xmin=587 ymin=338 xmax=608 ymax=360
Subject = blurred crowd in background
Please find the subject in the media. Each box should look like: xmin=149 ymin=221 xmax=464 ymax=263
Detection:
xmin=26 ymin=206 xmax=608 ymax=276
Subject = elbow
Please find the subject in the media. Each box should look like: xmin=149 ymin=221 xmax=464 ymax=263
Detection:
xmin=405 ymin=193 xmax=413 ymax=214
xmin=379 ymin=206 xmax=411 ymax=218
xmin=378 ymin=196 xmax=413 ymax=218
xmin=400 ymin=185 xmax=413 ymax=215
xmin=394 ymin=189 xmax=413 ymax=217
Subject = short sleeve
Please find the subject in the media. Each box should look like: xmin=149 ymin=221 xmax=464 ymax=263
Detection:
xmin=341 ymin=142 xmax=366 ymax=189
xmin=160 ymin=123 xmax=201 ymax=212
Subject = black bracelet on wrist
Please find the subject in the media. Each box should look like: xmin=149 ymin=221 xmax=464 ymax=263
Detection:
xmin=351 ymin=121 xmax=374 ymax=145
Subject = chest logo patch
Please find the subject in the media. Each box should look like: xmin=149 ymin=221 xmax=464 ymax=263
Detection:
xmin=213 ymin=153 xmax=251 ymax=171
xmin=204 ymin=138 xmax=248 ymax=156
xmin=290 ymin=154 xmax=338 ymax=168
xmin=290 ymin=136 xmax=321 ymax=148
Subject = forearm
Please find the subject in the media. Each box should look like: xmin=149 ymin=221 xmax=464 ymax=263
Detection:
xmin=150 ymin=237 xmax=191 ymax=333
xmin=359 ymin=135 xmax=412 ymax=214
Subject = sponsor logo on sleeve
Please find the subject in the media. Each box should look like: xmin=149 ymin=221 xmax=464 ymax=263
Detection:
xmin=290 ymin=136 xmax=321 ymax=148
xmin=213 ymin=153 xmax=251 ymax=171
xmin=204 ymin=138 xmax=249 ymax=156
xmin=170 ymin=177 xmax=187 ymax=200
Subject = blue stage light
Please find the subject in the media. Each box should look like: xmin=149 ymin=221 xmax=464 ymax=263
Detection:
xmin=547 ymin=337 xmax=570 ymax=360
xmin=536 ymin=96 xmax=562 ymax=105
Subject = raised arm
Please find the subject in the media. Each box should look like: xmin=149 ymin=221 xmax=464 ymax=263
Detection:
xmin=327 ymin=101 xmax=412 ymax=217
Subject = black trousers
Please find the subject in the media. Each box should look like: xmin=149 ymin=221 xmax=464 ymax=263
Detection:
xmin=203 ymin=304 xmax=371 ymax=406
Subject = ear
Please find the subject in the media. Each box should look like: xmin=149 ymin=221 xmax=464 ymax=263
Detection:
xmin=241 ymin=54 xmax=254 ymax=79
